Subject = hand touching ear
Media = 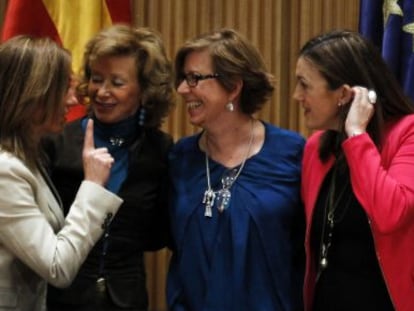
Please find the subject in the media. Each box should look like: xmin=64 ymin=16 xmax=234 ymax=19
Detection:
xmin=82 ymin=119 xmax=114 ymax=186
xmin=345 ymin=86 xmax=375 ymax=137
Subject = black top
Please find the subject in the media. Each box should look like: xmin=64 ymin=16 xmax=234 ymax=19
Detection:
xmin=42 ymin=118 xmax=173 ymax=310
xmin=310 ymin=163 xmax=394 ymax=311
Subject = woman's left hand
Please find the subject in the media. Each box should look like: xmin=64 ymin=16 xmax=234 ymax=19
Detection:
xmin=345 ymin=86 xmax=376 ymax=137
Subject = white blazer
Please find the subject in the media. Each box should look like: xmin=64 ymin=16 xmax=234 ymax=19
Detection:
xmin=0 ymin=149 xmax=122 ymax=311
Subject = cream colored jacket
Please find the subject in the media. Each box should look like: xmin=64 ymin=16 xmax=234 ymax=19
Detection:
xmin=0 ymin=150 xmax=123 ymax=311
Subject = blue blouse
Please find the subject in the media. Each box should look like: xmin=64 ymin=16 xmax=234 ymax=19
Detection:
xmin=167 ymin=122 xmax=305 ymax=311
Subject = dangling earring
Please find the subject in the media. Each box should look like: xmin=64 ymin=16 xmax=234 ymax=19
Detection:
xmin=226 ymin=102 xmax=234 ymax=112
xmin=138 ymin=106 xmax=146 ymax=126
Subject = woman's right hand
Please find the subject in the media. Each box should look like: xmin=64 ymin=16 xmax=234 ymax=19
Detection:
xmin=345 ymin=86 xmax=375 ymax=137
xmin=82 ymin=119 xmax=114 ymax=186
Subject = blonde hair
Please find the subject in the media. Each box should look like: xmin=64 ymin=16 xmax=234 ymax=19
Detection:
xmin=0 ymin=35 xmax=71 ymax=168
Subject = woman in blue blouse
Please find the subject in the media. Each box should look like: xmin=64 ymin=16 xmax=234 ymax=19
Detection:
xmin=167 ymin=28 xmax=305 ymax=311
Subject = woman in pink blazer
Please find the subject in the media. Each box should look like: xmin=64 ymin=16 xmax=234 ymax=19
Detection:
xmin=294 ymin=30 xmax=414 ymax=311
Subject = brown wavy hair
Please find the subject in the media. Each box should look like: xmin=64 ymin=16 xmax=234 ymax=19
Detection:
xmin=78 ymin=24 xmax=174 ymax=128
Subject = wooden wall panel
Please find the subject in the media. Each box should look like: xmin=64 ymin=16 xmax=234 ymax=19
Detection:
xmin=132 ymin=0 xmax=359 ymax=141
xmin=0 ymin=1 xmax=360 ymax=310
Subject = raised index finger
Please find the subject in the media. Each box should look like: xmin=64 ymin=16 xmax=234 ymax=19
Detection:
xmin=83 ymin=118 xmax=95 ymax=152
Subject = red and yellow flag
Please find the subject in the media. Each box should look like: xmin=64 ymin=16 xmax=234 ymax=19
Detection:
xmin=1 ymin=0 xmax=131 ymax=121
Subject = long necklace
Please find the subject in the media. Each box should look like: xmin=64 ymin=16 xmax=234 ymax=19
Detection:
xmin=202 ymin=119 xmax=255 ymax=217
xmin=317 ymin=162 xmax=352 ymax=280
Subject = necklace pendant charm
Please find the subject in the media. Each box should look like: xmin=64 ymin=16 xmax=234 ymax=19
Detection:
xmin=320 ymin=243 xmax=329 ymax=269
xmin=203 ymin=189 xmax=215 ymax=218
xmin=204 ymin=204 xmax=212 ymax=217
xmin=109 ymin=137 xmax=125 ymax=147
xmin=202 ymin=189 xmax=209 ymax=204
xmin=328 ymin=214 xmax=335 ymax=228
xmin=96 ymin=277 xmax=106 ymax=293
xmin=202 ymin=189 xmax=215 ymax=205
xmin=217 ymin=189 xmax=231 ymax=212
xmin=320 ymin=257 xmax=328 ymax=269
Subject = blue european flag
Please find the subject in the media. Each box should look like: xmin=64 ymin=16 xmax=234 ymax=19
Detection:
xmin=359 ymin=0 xmax=414 ymax=101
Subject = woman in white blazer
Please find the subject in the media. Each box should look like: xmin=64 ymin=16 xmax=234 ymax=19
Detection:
xmin=0 ymin=36 xmax=123 ymax=310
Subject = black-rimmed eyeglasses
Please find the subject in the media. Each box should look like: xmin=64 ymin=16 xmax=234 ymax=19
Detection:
xmin=181 ymin=72 xmax=220 ymax=87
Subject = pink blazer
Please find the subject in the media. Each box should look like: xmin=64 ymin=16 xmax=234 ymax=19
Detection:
xmin=301 ymin=115 xmax=414 ymax=311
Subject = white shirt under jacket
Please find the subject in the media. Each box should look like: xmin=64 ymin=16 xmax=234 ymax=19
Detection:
xmin=0 ymin=149 xmax=123 ymax=311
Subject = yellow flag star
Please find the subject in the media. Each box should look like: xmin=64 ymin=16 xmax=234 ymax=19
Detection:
xmin=383 ymin=0 xmax=403 ymax=26
xmin=402 ymin=23 xmax=414 ymax=51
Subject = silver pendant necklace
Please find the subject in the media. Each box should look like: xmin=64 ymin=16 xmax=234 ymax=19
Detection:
xmin=317 ymin=162 xmax=352 ymax=280
xmin=202 ymin=119 xmax=255 ymax=217
xmin=109 ymin=136 xmax=125 ymax=147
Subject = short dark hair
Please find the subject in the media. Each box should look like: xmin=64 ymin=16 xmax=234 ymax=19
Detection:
xmin=175 ymin=28 xmax=274 ymax=115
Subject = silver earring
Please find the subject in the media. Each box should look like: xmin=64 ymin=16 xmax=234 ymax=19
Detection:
xmin=226 ymin=102 xmax=234 ymax=112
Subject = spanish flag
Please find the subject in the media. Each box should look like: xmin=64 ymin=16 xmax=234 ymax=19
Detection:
xmin=1 ymin=0 xmax=132 ymax=121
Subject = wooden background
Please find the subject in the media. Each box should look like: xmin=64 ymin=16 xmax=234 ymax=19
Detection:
xmin=0 ymin=1 xmax=360 ymax=310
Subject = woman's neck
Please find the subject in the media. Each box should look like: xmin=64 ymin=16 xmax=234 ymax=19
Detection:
xmin=201 ymin=117 xmax=258 ymax=168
